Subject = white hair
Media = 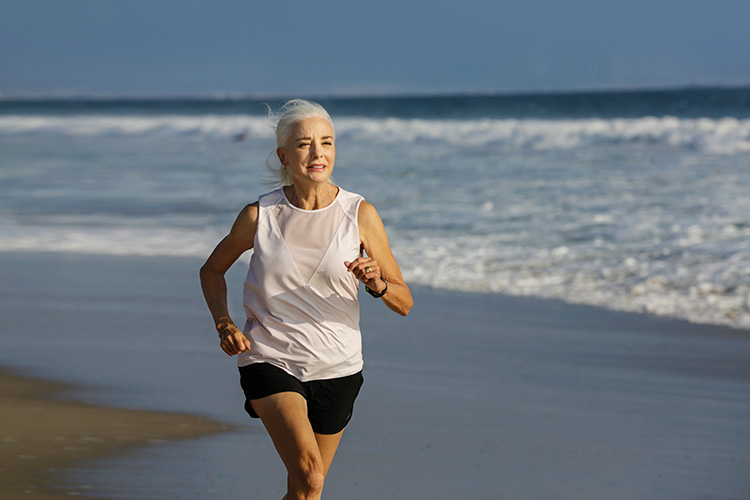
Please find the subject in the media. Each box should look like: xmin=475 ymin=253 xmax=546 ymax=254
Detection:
xmin=263 ymin=99 xmax=335 ymax=187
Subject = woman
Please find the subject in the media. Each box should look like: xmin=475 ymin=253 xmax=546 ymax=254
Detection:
xmin=200 ymin=99 xmax=412 ymax=500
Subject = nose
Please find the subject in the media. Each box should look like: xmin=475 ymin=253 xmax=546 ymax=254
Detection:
xmin=310 ymin=141 xmax=322 ymax=157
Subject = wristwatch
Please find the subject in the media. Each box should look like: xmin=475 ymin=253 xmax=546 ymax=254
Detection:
xmin=365 ymin=277 xmax=388 ymax=298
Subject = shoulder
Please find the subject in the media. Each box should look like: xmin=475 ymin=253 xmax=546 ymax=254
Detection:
xmin=358 ymin=200 xmax=379 ymax=223
xmin=240 ymin=201 xmax=259 ymax=220
xmin=357 ymin=200 xmax=386 ymax=236
xmin=230 ymin=201 xmax=259 ymax=237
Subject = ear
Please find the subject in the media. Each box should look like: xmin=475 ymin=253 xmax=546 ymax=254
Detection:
xmin=276 ymin=147 xmax=287 ymax=167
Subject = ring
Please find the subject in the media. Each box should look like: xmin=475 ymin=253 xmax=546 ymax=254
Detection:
xmin=365 ymin=267 xmax=372 ymax=273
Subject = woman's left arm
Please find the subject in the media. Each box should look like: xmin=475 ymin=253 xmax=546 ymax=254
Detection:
xmin=345 ymin=201 xmax=413 ymax=316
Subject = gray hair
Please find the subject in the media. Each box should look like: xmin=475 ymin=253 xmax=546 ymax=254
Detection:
xmin=264 ymin=99 xmax=336 ymax=187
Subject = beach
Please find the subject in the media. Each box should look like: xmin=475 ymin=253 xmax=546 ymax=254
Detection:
xmin=1 ymin=251 xmax=748 ymax=499
xmin=0 ymin=370 xmax=228 ymax=500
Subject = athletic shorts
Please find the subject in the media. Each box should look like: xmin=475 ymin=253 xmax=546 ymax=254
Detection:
xmin=238 ymin=363 xmax=364 ymax=435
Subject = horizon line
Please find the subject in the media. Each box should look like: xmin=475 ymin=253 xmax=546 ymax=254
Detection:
xmin=2 ymin=82 xmax=750 ymax=102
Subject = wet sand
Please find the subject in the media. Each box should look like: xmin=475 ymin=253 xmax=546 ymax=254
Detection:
xmin=0 ymin=252 xmax=749 ymax=498
xmin=0 ymin=369 xmax=228 ymax=500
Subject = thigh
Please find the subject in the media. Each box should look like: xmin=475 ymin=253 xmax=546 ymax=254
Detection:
xmin=314 ymin=430 xmax=344 ymax=477
xmin=250 ymin=392 xmax=323 ymax=474
xmin=239 ymin=363 xmax=306 ymax=418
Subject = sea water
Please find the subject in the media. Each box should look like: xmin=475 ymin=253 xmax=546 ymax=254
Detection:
xmin=1 ymin=88 xmax=750 ymax=329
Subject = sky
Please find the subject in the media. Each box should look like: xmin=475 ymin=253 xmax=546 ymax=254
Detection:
xmin=1 ymin=0 xmax=749 ymax=97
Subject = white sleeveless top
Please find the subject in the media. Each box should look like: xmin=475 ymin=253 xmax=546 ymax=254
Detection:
xmin=238 ymin=187 xmax=365 ymax=381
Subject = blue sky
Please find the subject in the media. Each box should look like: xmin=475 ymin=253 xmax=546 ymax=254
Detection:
xmin=1 ymin=0 xmax=749 ymax=97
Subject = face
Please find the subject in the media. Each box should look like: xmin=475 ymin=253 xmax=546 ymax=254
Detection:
xmin=277 ymin=117 xmax=336 ymax=185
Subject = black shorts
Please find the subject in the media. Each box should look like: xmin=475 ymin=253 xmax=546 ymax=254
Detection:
xmin=238 ymin=363 xmax=364 ymax=435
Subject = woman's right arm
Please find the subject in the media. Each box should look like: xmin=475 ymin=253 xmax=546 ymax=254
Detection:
xmin=199 ymin=202 xmax=258 ymax=356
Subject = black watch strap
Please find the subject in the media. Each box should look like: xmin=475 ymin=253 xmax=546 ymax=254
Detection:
xmin=365 ymin=277 xmax=388 ymax=298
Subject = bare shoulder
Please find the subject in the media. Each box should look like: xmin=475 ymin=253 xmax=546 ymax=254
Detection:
xmin=228 ymin=201 xmax=259 ymax=247
xmin=234 ymin=201 xmax=258 ymax=225
xmin=358 ymin=200 xmax=384 ymax=230
xmin=201 ymin=201 xmax=258 ymax=273
xmin=241 ymin=201 xmax=259 ymax=220
xmin=358 ymin=200 xmax=390 ymax=249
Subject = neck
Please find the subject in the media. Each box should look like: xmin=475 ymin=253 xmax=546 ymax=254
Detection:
xmin=285 ymin=182 xmax=338 ymax=210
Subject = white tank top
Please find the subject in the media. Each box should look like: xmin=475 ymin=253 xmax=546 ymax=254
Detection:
xmin=238 ymin=187 xmax=365 ymax=381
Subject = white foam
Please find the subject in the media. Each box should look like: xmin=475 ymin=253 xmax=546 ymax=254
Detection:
xmin=392 ymin=230 xmax=750 ymax=331
xmin=336 ymin=116 xmax=750 ymax=155
xmin=1 ymin=114 xmax=750 ymax=154
xmin=0 ymin=221 xmax=221 ymax=258
xmin=1 ymin=216 xmax=748 ymax=330
xmin=0 ymin=114 xmax=275 ymax=139
xmin=430 ymin=222 xmax=741 ymax=330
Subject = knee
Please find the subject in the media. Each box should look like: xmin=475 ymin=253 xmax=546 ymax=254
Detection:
xmin=288 ymin=458 xmax=325 ymax=499
xmin=302 ymin=468 xmax=325 ymax=496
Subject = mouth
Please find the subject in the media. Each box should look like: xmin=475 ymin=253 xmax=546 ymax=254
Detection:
xmin=307 ymin=164 xmax=327 ymax=171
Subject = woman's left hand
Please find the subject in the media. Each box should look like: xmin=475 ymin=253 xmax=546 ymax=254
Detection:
xmin=344 ymin=257 xmax=387 ymax=294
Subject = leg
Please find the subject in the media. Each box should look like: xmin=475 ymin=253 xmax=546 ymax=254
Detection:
xmin=307 ymin=371 xmax=361 ymax=476
xmin=250 ymin=392 xmax=326 ymax=500
xmin=314 ymin=430 xmax=344 ymax=477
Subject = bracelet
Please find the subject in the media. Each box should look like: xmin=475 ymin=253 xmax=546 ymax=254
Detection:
xmin=365 ymin=278 xmax=388 ymax=298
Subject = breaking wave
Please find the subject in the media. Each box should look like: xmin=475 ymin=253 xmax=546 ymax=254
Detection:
xmin=1 ymin=114 xmax=750 ymax=154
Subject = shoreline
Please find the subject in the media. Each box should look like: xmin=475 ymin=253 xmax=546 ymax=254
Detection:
xmin=3 ymin=250 xmax=750 ymax=336
xmin=0 ymin=368 xmax=230 ymax=500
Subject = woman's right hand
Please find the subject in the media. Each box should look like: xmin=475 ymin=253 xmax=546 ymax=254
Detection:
xmin=218 ymin=324 xmax=252 ymax=356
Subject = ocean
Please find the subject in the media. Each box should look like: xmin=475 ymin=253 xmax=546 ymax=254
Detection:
xmin=2 ymin=87 xmax=750 ymax=329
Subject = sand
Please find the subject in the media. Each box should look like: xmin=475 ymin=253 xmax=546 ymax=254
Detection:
xmin=0 ymin=369 xmax=229 ymax=500
xmin=0 ymin=252 xmax=749 ymax=499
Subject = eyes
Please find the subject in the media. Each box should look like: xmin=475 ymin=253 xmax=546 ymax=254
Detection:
xmin=297 ymin=140 xmax=334 ymax=149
